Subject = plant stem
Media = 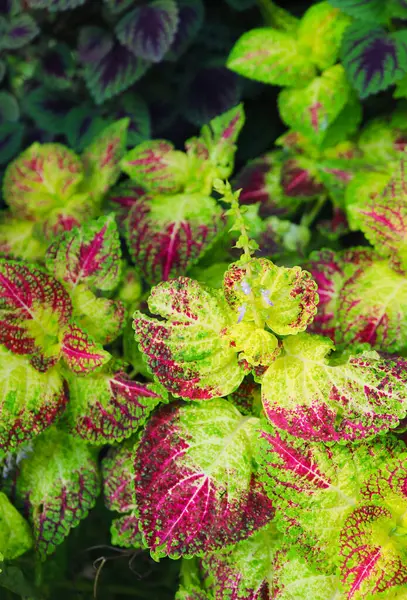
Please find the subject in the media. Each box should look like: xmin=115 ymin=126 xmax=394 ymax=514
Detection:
xmin=301 ymin=196 xmax=327 ymax=229
xmin=256 ymin=0 xmax=275 ymax=25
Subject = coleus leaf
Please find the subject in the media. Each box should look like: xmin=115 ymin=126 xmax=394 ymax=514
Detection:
xmin=261 ymin=333 xmax=407 ymax=442
xmin=121 ymin=140 xmax=189 ymax=193
xmin=108 ymin=180 xmax=147 ymax=227
xmin=176 ymin=558 xmax=208 ymax=600
xmin=0 ymin=122 xmax=24 ymax=166
xmin=202 ymin=524 xmax=278 ymax=600
xmin=115 ymin=0 xmax=179 ymax=63
xmin=341 ymin=23 xmax=407 ymax=99
xmin=103 ymin=0 xmax=134 ymax=13
xmin=0 ymin=214 xmax=46 ymax=262
xmin=298 ymin=2 xmax=351 ymax=71
xmin=70 ymin=285 xmax=126 ymax=345
xmin=15 ymin=426 xmax=100 ymax=559
xmin=22 ymin=87 xmax=76 ymax=135
xmin=133 ymin=277 xmax=247 ymax=399
xmin=257 ymin=420 xmax=405 ymax=565
xmin=3 ymin=142 xmax=84 ymax=219
xmin=0 ymin=91 xmax=19 ymax=123
xmin=112 ymin=93 xmax=151 ymax=148
xmin=64 ymin=368 xmax=162 ymax=444
xmin=0 ymin=14 xmax=39 ymax=50
xmin=227 ymin=28 xmax=316 ymax=87
xmin=81 ymin=118 xmax=129 ymax=200
xmin=328 ymin=0 xmax=386 ymax=22
xmin=134 ymin=399 xmax=273 ymax=558
xmin=280 ymin=156 xmax=325 ymax=198
xmin=46 ymin=214 xmax=122 ymax=292
xmin=0 ymin=492 xmax=32 ymax=560
xmin=26 ymin=0 xmax=85 ymax=10
xmin=41 ymin=43 xmax=74 ymax=90
xmin=83 ymin=42 xmax=150 ymax=105
xmin=125 ymin=193 xmax=224 ymax=284
xmin=102 ymin=439 xmax=136 ymax=514
xmin=111 ymin=514 xmax=144 ymax=549
xmin=344 ymin=169 xmax=390 ymax=231
xmin=223 ymin=258 xmax=318 ymax=336
xmin=64 ymin=105 xmax=107 ymax=153
xmin=278 ymin=65 xmax=350 ymax=147
xmin=77 ymin=26 xmax=113 ymax=64
xmin=0 ymin=260 xmax=72 ymax=371
xmin=0 ymin=346 xmax=67 ymax=453
xmin=166 ymin=0 xmax=204 ymax=61
xmin=60 ymin=324 xmax=111 ymax=375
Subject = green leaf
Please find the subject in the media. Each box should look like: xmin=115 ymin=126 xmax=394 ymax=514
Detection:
xmin=298 ymin=2 xmax=352 ymax=70
xmin=328 ymin=0 xmax=386 ymax=22
xmin=110 ymin=513 xmax=144 ymax=549
xmin=262 ymin=333 xmax=407 ymax=442
xmin=134 ymin=277 xmax=247 ymax=399
xmin=0 ymin=492 xmax=32 ymax=560
xmin=0 ymin=563 xmax=40 ymax=598
xmin=15 ymin=426 xmax=100 ymax=559
xmin=344 ymin=169 xmax=390 ymax=230
xmin=0 ymin=214 xmax=46 ymax=261
xmin=227 ymin=28 xmax=316 ymax=87
xmin=278 ymin=65 xmax=350 ymax=146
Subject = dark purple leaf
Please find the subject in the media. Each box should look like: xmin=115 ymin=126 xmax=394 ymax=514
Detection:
xmin=115 ymin=0 xmax=179 ymax=63
xmin=83 ymin=42 xmax=151 ymax=104
xmin=42 ymin=43 xmax=74 ymax=89
xmin=77 ymin=26 xmax=113 ymax=64
xmin=341 ymin=23 xmax=407 ymax=98
xmin=166 ymin=0 xmax=204 ymax=61
xmin=1 ymin=14 xmax=39 ymax=50
xmin=23 ymin=87 xmax=76 ymax=134
xmin=184 ymin=65 xmax=241 ymax=126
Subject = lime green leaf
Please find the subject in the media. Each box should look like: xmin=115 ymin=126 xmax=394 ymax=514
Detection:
xmin=226 ymin=323 xmax=280 ymax=368
xmin=15 ymin=427 xmax=100 ymax=559
xmin=0 ymin=214 xmax=47 ymax=261
xmin=344 ymin=169 xmax=390 ymax=230
xmin=111 ymin=514 xmax=144 ymax=549
xmin=261 ymin=333 xmax=407 ymax=442
xmin=0 ymin=492 xmax=32 ymax=560
xmin=278 ymin=65 xmax=350 ymax=146
xmin=227 ymin=28 xmax=316 ymax=87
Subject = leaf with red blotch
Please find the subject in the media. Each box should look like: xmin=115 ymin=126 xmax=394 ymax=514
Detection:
xmin=166 ymin=0 xmax=204 ymax=61
xmin=126 ymin=193 xmax=225 ymax=284
xmin=15 ymin=426 xmax=100 ymax=559
xmin=306 ymin=247 xmax=377 ymax=341
xmin=111 ymin=513 xmax=144 ymax=549
xmin=134 ymin=277 xmax=247 ymax=399
xmin=261 ymin=333 xmax=407 ymax=442
xmin=3 ymin=142 xmax=84 ymax=219
xmin=102 ymin=440 xmax=137 ymax=514
xmin=0 ymin=346 xmax=67 ymax=454
xmin=64 ymin=368 xmax=163 ymax=444
xmin=61 ymin=324 xmax=111 ymax=375
xmin=115 ymin=0 xmax=179 ymax=63
xmin=46 ymin=214 xmax=122 ymax=292
xmin=82 ymin=119 xmax=129 ymax=200
xmin=280 ymin=157 xmax=325 ymax=198
xmin=134 ymin=399 xmax=273 ymax=558
xmin=108 ymin=181 xmax=147 ymax=227
xmin=257 ymin=418 xmax=405 ymax=567
xmin=83 ymin=42 xmax=150 ymax=105
xmin=0 ymin=260 xmax=72 ymax=371
xmin=121 ymin=139 xmax=189 ymax=193
xmin=228 ymin=379 xmax=260 ymax=416
xmin=223 ymin=258 xmax=318 ymax=336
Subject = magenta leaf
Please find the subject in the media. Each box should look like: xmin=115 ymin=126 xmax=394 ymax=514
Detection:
xmin=102 ymin=441 xmax=137 ymax=514
xmin=126 ymin=193 xmax=224 ymax=284
xmin=15 ymin=427 xmax=100 ymax=559
xmin=65 ymin=368 xmax=163 ymax=444
xmin=115 ymin=0 xmax=179 ymax=63
xmin=46 ymin=214 xmax=122 ymax=292
xmin=0 ymin=260 xmax=72 ymax=371
xmin=135 ymin=400 xmax=273 ymax=558
xmin=108 ymin=180 xmax=147 ymax=227
xmin=61 ymin=323 xmax=111 ymax=375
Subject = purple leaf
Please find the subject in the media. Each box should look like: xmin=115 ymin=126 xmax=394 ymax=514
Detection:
xmin=23 ymin=87 xmax=76 ymax=135
xmin=42 ymin=43 xmax=74 ymax=89
xmin=83 ymin=42 xmax=150 ymax=104
xmin=77 ymin=26 xmax=113 ymax=64
xmin=1 ymin=14 xmax=39 ymax=50
xmin=115 ymin=0 xmax=179 ymax=63
xmin=166 ymin=0 xmax=204 ymax=61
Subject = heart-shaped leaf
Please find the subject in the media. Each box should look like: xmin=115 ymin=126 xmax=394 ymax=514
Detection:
xmin=0 ymin=14 xmax=39 ymax=49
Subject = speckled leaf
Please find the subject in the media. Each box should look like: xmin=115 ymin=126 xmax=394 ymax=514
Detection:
xmin=0 ymin=260 xmax=72 ymax=371
xmin=121 ymin=140 xmax=188 ymax=193
xmin=134 ymin=277 xmax=246 ymax=399
xmin=64 ymin=369 xmax=162 ymax=444
xmin=135 ymin=399 xmax=273 ymax=558
xmin=82 ymin=118 xmax=129 ymax=199
xmin=278 ymin=65 xmax=350 ymax=146
xmin=26 ymin=0 xmax=85 ymax=10
xmin=83 ymin=43 xmax=150 ymax=105
xmin=61 ymin=324 xmax=111 ymax=375
xmin=262 ymin=333 xmax=407 ymax=442
xmin=115 ymin=0 xmax=179 ymax=62
xmin=3 ymin=142 xmax=83 ymax=219
xmin=166 ymin=0 xmax=204 ymax=60
xmin=223 ymin=258 xmax=318 ymax=336
xmin=15 ymin=427 xmax=100 ymax=559
xmin=126 ymin=193 xmax=224 ymax=284
xmin=0 ymin=14 xmax=39 ymax=49
xmin=111 ymin=513 xmax=144 ymax=549
xmin=227 ymin=28 xmax=316 ymax=87
xmin=0 ymin=346 xmax=66 ymax=453
xmin=102 ymin=440 xmax=136 ymax=514
xmin=0 ymin=492 xmax=32 ymax=560
xmin=298 ymin=2 xmax=351 ymax=70
xmin=77 ymin=26 xmax=113 ymax=64
xmin=46 ymin=214 xmax=121 ymax=292
xmin=341 ymin=23 xmax=407 ymax=99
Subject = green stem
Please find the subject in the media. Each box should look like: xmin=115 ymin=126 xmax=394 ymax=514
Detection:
xmin=301 ymin=196 xmax=327 ymax=229
xmin=256 ymin=0 xmax=275 ymax=25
